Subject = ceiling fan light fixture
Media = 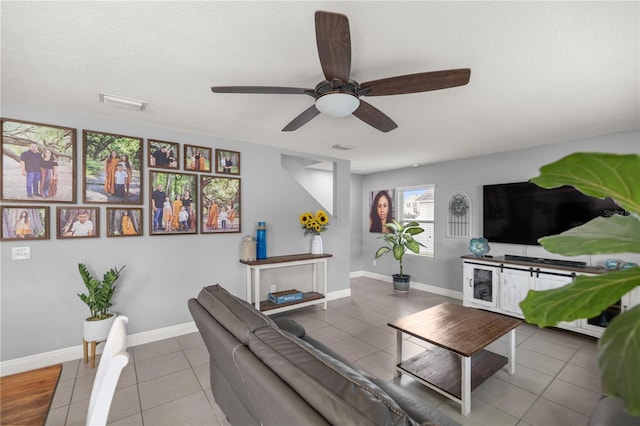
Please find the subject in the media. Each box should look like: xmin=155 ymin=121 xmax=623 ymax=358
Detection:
xmin=315 ymin=92 xmax=360 ymax=118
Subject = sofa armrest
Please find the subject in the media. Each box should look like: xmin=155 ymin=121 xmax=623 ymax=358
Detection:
xmin=273 ymin=318 xmax=306 ymax=338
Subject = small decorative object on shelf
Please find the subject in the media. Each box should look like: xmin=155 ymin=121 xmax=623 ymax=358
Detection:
xmin=268 ymin=289 xmax=303 ymax=304
xmin=469 ymin=237 xmax=490 ymax=257
xmin=256 ymin=222 xmax=266 ymax=259
xmin=300 ymin=210 xmax=329 ymax=254
xmin=605 ymin=259 xmax=622 ymax=269
xmin=241 ymin=235 xmax=257 ymax=261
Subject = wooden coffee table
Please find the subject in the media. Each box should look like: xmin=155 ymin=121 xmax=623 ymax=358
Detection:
xmin=388 ymin=302 xmax=522 ymax=416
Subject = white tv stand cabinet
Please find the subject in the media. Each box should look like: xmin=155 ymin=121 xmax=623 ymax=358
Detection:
xmin=461 ymin=255 xmax=640 ymax=338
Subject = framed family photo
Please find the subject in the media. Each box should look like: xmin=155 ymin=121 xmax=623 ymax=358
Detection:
xmin=150 ymin=171 xmax=198 ymax=235
xmin=184 ymin=144 xmax=212 ymax=173
xmin=83 ymin=130 xmax=143 ymax=205
xmin=215 ymin=149 xmax=240 ymax=175
xmin=201 ymin=176 xmax=240 ymax=234
xmin=107 ymin=208 xmax=143 ymax=237
xmin=57 ymin=207 xmax=99 ymax=239
xmin=148 ymin=139 xmax=179 ymax=169
xmin=1 ymin=118 xmax=77 ymax=203
xmin=1 ymin=206 xmax=50 ymax=241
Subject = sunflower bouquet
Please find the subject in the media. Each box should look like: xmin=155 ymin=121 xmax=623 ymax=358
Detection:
xmin=299 ymin=210 xmax=330 ymax=235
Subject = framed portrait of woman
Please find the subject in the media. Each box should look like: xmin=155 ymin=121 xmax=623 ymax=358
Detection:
xmin=150 ymin=171 xmax=198 ymax=235
xmin=200 ymin=176 xmax=241 ymax=234
xmin=1 ymin=206 xmax=50 ymax=241
xmin=148 ymin=139 xmax=179 ymax=170
xmin=106 ymin=208 xmax=143 ymax=237
xmin=369 ymin=189 xmax=395 ymax=233
xmin=1 ymin=118 xmax=77 ymax=203
xmin=183 ymin=144 xmax=212 ymax=173
xmin=82 ymin=130 xmax=143 ymax=204
xmin=57 ymin=207 xmax=99 ymax=239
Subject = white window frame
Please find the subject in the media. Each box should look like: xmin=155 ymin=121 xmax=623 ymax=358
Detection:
xmin=395 ymin=184 xmax=435 ymax=258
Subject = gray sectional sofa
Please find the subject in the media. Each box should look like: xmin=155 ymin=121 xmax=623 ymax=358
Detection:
xmin=188 ymin=284 xmax=458 ymax=426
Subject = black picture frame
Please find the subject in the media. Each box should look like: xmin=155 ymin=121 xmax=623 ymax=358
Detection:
xmin=201 ymin=176 xmax=241 ymax=234
xmin=149 ymin=171 xmax=198 ymax=235
xmin=1 ymin=118 xmax=77 ymax=203
xmin=1 ymin=205 xmax=50 ymax=240
xmin=83 ymin=130 xmax=143 ymax=205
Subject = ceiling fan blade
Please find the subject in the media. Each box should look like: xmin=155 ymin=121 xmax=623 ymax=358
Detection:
xmin=315 ymin=11 xmax=351 ymax=83
xmin=211 ymin=86 xmax=314 ymax=95
xmin=352 ymin=100 xmax=398 ymax=133
xmin=282 ymin=105 xmax=321 ymax=132
xmin=361 ymin=69 xmax=471 ymax=96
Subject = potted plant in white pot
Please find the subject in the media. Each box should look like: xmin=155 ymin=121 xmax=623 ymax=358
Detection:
xmin=78 ymin=263 xmax=125 ymax=342
xmin=374 ymin=219 xmax=426 ymax=292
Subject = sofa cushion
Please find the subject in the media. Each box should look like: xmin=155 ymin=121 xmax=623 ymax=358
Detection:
xmin=249 ymin=325 xmax=416 ymax=426
xmin=196 ymin=284 xmax=274 ymax=344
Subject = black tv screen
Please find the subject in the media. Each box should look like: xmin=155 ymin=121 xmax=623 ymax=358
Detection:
xmin=482 ymin=182 xmax=624 ymax=245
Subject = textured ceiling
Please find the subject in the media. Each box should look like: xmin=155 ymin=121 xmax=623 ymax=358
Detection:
xmin=2 ymin=1 xmax=638 ymax=173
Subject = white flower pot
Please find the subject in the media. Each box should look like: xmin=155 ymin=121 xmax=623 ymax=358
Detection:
xmin=311 ymin=234 xmax=323 ymax=254
xmin=83 ymin=313 xmax=116 ymax=342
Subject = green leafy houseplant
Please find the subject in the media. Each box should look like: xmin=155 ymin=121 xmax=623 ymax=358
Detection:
xmin=519 ymin=152 xmax=640 ymax=415
xmin=374 ymin=219 xmax=426 ymax=276
xmin=77 ymin=263 xmax=125 ymax=321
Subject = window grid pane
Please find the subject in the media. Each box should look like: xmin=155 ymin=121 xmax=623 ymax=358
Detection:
xmin=397 ymin=185 xmax=435 ymax=257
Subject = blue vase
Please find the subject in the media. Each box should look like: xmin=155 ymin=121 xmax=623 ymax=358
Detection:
xmin=256 ymin=222 xmax=267 ymax=259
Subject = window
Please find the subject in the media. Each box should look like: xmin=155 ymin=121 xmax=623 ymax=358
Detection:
xmin=396 ymin=185 xmax=435 ymax=257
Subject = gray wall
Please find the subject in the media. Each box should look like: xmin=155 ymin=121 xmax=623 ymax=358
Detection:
xmin=0 ymin=102 xmax=351 ymax=361
xmin=356 ymin=130 xmax=640 ymax=291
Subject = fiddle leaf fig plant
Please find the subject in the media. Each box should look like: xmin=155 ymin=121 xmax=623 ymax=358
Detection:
xmin=519 ymin=152 xmax=640 ymax=416
xmin=78 ymin=263 xmax=125 ymax=321
xmin=374 ymin=219 xmax=426 ymax=276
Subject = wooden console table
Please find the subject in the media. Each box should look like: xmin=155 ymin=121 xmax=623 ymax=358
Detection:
xmin=240 ymin=253 xmax=332 ymax=315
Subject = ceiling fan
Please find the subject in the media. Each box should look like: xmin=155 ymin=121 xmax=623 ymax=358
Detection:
xmin=211 ymin=11 xmax=471 ymax=133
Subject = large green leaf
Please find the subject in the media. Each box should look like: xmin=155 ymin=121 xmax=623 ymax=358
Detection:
xmin=539 ymin=215 xmax=640 ymax=255
xmin=520 ymin=268 xmax=640 ymax=327
xmin=598 ymin=305 xmax=640 ymax=415
xmin=530 ymin=153 xmax=640 ymax=214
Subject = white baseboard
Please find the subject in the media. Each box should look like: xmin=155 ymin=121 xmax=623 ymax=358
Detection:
xmin=354 ymin=270 xmax=463 ymax=300
xmin=0 ymin=289 xmax=351 ymax=376
xmin=0 ymin=322 xmax=198 ymax=377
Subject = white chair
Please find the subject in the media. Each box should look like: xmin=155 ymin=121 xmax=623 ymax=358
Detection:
xmin=86 ymin=315 xmax=130 ymax=426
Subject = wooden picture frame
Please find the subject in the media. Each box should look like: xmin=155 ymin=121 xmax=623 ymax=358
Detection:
xmin=82 ymin=130 xmax=143 ymax=205
xmin=1 ymin=206 xmax=50 ymax=240
xmin=148 ymin=139 xmax=179 ymax=170
xmin=183 ymin=144 xmax=212 ymax=173
xmin=106 ymin=208 xmax=143 ymax=237
xmin=215 ymin=149 xmax=240 ymax=175
xmin=201 ymin=176 xmax=241 ymax=234
xmin=1 ymin=118 xmax=77 ymax=203
xmin=57 ymin=207 xmax=99 ymax=239
xmin=150 ymin=171 xmax=198 ymax=235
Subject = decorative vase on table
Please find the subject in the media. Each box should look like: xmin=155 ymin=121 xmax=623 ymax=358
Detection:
xmin=469 ymin=237 xmax=490 ymax=257
xmin=311 ymin=233 xmax=323 ymax=254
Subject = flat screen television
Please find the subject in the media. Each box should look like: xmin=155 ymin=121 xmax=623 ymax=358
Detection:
xmin=483 ymin=181 xmax=624 ymax=245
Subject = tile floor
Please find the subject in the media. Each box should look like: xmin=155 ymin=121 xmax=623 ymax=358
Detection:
xmin=46 ymin=276 xmax=602 ymax=425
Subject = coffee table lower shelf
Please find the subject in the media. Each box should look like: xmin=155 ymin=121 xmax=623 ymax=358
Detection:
xmin=396 ymin=343 xmax=508 ymax=400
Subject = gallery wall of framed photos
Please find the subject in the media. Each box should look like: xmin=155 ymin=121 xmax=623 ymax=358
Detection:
xmin=1 ymin=117 xmax=241 ymax=240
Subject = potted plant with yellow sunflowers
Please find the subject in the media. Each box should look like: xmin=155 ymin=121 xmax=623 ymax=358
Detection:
xmin=299 ymin=210 xmax=329 ymax=254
